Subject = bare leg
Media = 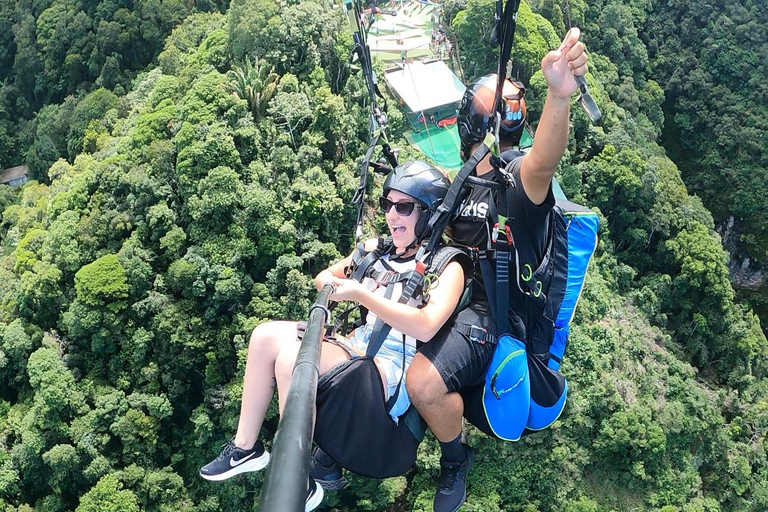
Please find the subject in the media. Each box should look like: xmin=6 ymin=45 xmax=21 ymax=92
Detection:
xmin=406 ymin=353 xmax=464 ymax=442
xmin=274 ymin=340 xmax=352 ymax=414
xmin=233 ymin=321 xmax=299 ymax=450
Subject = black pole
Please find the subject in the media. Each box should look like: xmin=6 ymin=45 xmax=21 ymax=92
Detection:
xmin=256 ymin=284 xmax=335 ymax=512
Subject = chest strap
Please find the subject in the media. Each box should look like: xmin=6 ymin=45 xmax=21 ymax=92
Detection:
xmin=364 ymin=258 xmax=428 ymax=358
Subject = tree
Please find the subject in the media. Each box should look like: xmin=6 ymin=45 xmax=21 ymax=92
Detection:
xmin=75 ymin=474 xmax=139 ymax=512
xmin=451 ymin=0 xmax=497 ymax=81
xmin=267 ymin=74 xmax=312 ymax=149
xmin=26 ymin=101 xmax=76 ymax=182
xmin=62 ymin=254 xmax=130 ymax=357
xmin=174 ymin=121 xmax=241 ymax=200
xmin=228 ymin=0 xmax=281 ymax=63
xmin=74 ymin=254 xmax=129 ymax=312
xmin=42 ymin=444 xmax=81 ymax=496
xmin=193 ymin=28 xmax=231 ymax=72
xmin=67 ymin=88 xmax=117 ymax=161
xmin=0 ymin=319 xmax=34 ymax=391
xmin=585 ymin=145 xmax=654 ymax=261
xmin=17 ymin=260 xmax=64 ymax=329
xmin=26 ymin=344 xmax=87 ymax=432
xmin=0 ymin=185 xmax=18 ymax=224
xmin=225 ymin=56 xmax=278 ymax=121
xmin=12 ymin=13 xmax=43 ymax=105
xmin=307 ymin=82 xmax=352 ymax=162
xmin=186 ymin=166 xmax=245 ymax=237
xmin=158 ymin=12 xmax=227 ymax=76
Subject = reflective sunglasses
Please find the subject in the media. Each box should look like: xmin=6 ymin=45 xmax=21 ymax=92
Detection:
xmin=379 ymin=196 xmax=421 ymax=216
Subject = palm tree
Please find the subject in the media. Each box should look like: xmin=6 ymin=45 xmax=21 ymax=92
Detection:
xmin=226 ymin=56 xmax=279 ymax=122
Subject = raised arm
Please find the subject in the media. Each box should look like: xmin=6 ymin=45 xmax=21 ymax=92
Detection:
xmin=521 ymin=27 xmax=588 ymax=204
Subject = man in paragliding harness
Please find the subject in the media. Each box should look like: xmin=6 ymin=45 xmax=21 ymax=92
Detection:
xmin=199 ymin=161 xmax=472 ymax=511
xmin=403 ymin=28 xmax=591 ymax=512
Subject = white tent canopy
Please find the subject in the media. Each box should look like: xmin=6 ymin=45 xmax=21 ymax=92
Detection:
xmin=384 ymin=60 xmax=465 ymax=113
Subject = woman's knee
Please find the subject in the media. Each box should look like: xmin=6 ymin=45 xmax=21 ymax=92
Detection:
xmin=274 ymin=344 xmax=300 ymax=385
xmin=249 ymin=321 xmax=297 ymax=353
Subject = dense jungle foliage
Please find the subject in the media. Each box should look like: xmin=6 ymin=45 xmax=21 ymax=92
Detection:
xmin=0 ymin=0 xmax=766 ymax=511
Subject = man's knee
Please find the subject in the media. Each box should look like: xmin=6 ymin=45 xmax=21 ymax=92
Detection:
xmin=406 ymin=354 xmax=449 ymax=406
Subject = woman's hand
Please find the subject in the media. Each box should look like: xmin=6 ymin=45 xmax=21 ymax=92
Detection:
xmin=326 ymin=277 xmax=367 ymax=303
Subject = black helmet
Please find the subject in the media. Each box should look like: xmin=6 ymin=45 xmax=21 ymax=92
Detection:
xmin=457 ymin=73 xmax=527 ymax=161
xmin=382 ymin=160 xmax=450 ymax=241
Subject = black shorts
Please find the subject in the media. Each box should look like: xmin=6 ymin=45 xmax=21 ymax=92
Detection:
xmin=417 ymin=306 xmax=496 ymax=393
xmin=459 ymin=383 xmax=496 ymax=436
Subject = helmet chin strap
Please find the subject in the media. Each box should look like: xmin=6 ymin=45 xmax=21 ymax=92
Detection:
xmin=392 ymin=238 xmax=420 ymax=256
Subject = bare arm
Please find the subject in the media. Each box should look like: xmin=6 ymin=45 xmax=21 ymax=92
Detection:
xmin=326 ymin=260 xmax=465 ymax=341
xmin=521 ymin=27 xmax=588 ymax=204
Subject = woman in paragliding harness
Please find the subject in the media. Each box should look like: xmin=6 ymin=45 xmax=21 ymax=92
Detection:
xmin=199 ymin=160 xmax=469 ymax=511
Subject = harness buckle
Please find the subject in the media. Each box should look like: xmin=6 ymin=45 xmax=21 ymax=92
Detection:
xmin=465 ymin=246 xmax=480 ymax=264
xmin=468 ymin=325 xmax=488 ymax=345
xmin=376 ymin=270 xmax=394 ymax=287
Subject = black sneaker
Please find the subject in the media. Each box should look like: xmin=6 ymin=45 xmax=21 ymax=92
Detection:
xmin=433 ymin=444 xmax=474 ymax=512
xmin=200 ymin=439 xmax=270 ymax=481
xmin=309 ymin=448 xmax=348 ymax=490
xmin=305 ymin=477 xmax=325 ymax=511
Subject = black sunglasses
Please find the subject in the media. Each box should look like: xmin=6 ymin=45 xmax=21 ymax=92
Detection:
xmin=379 ymin=196 xmax=421 ymax=216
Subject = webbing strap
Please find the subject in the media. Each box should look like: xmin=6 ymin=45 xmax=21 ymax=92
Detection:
xmin=454 ymin=322 xmax=497 ymax=345
xmin=494 ymin=249 xmax=511 ymax=334
xmin=352 ymin=249 xmax=380 ymax=282
xmin=496 ymin=0 xmax=522 ymax=78
xmin=353 ymin=131 xmax=379 ymax=208
xmin=351 ymin=130 xmax=380 ymax=239
xmin=479 ymin=256 xmax=497 ymax=319
xmin=424 ymin=133 xmax=495 ymax=255
xmin=364 ymin=257 xmax=427 ymax=358
xmin=478 ymin=247 xmax=512 ymax=336
xmin=493 ymin=0 xmax=522 ymax=140
xmin=383 ymin=336 xmax=407 ymax=412
xmin=364 ymin=285 xmax=397 ymax=358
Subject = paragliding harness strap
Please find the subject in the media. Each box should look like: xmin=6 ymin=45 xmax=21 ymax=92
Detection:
xmin=344 ymin=237 xmax=473 ymax=360
xmin=475 ymin=167 xmax=599 ymax=441
xmin=424 ymin=134 xmax=496 ymax=256
xmin=344 ymin=0 xmax=398 ymax=239
xmin=453 ymin=323 xmax=496 ymax=345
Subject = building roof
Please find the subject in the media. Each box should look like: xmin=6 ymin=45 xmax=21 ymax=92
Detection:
xmin=0 ymin=164 xmax=28 ymax=184
xmin=369 ymin=33 xmax=431 ymax=52
xmin=384 ymin=60 xmax=466 ymax=113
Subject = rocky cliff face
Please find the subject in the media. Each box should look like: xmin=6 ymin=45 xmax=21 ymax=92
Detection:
xmin=719 ymin=216 xmax=765 ymax=290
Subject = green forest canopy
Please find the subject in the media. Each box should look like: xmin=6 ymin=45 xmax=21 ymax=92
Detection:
xmin=0 ymin=1 xmax=766 ymax=511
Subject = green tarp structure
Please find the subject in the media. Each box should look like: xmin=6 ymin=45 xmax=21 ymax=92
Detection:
xmin=405 ymin=126 xmax=535 ymax=173
xmin=404 ymin=126 xmax=463 ymax=171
